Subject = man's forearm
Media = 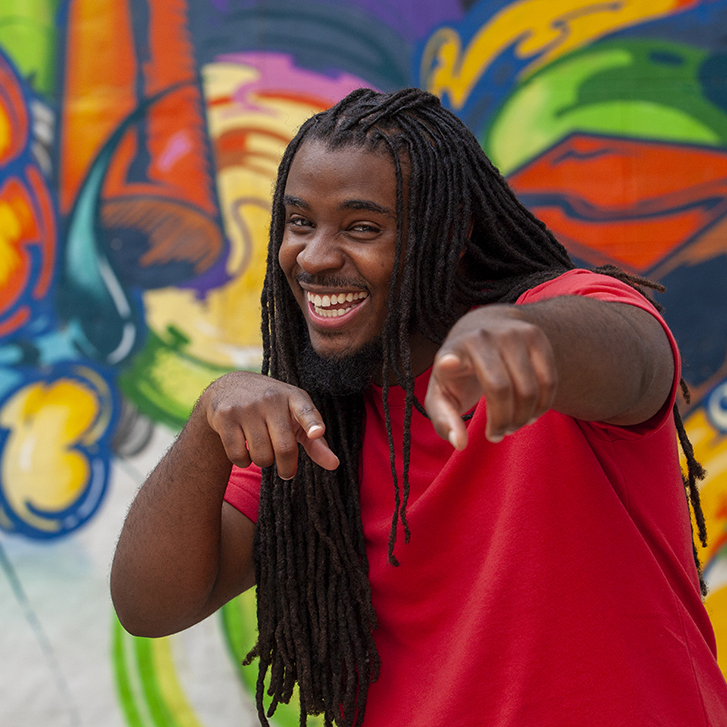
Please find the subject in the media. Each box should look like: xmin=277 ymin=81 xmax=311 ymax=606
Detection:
xmin=110 ymin=404 xmax=237 ymax=637
xmin=111 ymin=368 xmax=338 ymax=636
xmin=425 ymin=295 xmax=675 ymax=448
xmin=513 ymin=296 xmax=674 ymax=425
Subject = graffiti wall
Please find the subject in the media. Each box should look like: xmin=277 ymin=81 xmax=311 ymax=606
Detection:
xmin=1 ymin=0 xmax=727 ymax=724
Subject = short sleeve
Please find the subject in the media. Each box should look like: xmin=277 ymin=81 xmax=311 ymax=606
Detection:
xmin=224 ymin=463 xmax=262 ymax=523
xmin=516 ymin=269 xmax=681 ymax=434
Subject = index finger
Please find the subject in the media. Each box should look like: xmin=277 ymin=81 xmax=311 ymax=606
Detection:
xmin=425 ymin=353 xmax=476 ymax=451
xmin=289 ymin=395 xmax=340 ymax=472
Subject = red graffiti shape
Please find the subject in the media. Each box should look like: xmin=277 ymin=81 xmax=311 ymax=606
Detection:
xmin=0 ymin=55 xmax=29 ymax=165
xmin=509 ymin=134 xmax=727 ymax=272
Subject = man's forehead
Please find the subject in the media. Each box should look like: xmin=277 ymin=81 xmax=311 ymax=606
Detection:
xmin=284 ymin=139 xmax=403 ymax=207
xmin=290 ymin=137 xmax=404 ymax=175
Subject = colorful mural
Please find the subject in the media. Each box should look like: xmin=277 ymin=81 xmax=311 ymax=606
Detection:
xmin=2 ymin=0 xmax=727 ymax=724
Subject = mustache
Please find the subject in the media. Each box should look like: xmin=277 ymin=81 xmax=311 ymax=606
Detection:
xmin=295 ymin=272 xmax=369 ymax=290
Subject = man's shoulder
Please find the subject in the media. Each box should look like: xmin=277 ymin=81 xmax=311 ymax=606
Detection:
xmin=516 ymin=268 xmax=647 ymax=305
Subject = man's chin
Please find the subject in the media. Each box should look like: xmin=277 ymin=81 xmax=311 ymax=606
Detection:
xmin=297 ymin=337 xmax=383 ymax=396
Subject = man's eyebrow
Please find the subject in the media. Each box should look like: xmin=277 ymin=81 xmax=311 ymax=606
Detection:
xmin=341 ymin=199 xmax=395 ymax=216
xmin=283 ymin=195 xmax=309 ymax=209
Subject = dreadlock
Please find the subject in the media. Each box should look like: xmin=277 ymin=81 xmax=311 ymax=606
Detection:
xmin=244 ymin=87 xmax=708 ymax=725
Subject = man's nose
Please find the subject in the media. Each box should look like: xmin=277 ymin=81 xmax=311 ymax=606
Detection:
xmin=296 ymin=229 xmax=345 ymax=274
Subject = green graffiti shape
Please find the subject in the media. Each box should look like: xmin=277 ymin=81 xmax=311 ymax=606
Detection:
xmin=0 ymin=0 xmax=60 ymax=96
xmin=487 ymin=39 xmax=727 ymax=175
xmin=112 ymin=616 xmax=205 ymax=727
xmin=118 ymin=326 xmax=236 ymax=432
xmin=221 ymin=588 xmax=324 ymax=727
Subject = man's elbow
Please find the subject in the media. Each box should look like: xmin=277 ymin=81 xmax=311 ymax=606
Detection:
xmin=110 ymin=567 xmax=188 ymax=638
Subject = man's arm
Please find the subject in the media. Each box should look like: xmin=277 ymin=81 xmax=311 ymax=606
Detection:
xmin=110 ymin=371 xmax=338 ymax=637
xmin=425 ymin=296 xmax=674 ymax=449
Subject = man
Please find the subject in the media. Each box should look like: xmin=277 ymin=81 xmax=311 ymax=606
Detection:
xmin=111 ymin=88 xmax=727 ymax=726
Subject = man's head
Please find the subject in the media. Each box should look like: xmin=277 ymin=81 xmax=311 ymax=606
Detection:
xmin=262 ymin=88 xmax=573 ymax=392
xmin=278 ymin=139 xmax=400 ymax=387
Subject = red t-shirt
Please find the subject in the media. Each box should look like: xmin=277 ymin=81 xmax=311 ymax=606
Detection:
xmin=225 ymin=270 xmax=727 ymax=726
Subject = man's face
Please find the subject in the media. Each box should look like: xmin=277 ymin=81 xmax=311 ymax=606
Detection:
xmin=279 ymin=139 xmax=400 ymax=366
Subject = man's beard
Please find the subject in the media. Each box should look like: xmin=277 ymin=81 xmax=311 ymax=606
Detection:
xmin=297 ymin=335 xmax=384 ymax=396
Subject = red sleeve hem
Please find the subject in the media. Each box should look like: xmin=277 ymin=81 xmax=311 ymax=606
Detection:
xmin=224 ymin=464 xmax=262 ymax=523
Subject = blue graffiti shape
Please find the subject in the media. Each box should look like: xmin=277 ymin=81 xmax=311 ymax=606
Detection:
xmin=57 ymin=152 xmax=142 ymax=366
xmin=707 ymin=380 xmax=727 ymax=434
xmin=187 ymin=0 xmax=412 ymax=91
xmin=656 ymin=254 xmax=727 ymax=391
xmin=0 ymin=362 xmax=117 ymax=539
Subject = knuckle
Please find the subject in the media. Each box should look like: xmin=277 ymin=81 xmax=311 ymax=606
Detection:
xmin=260 ymin=385 xmax=285 ymax=405
xmin=253 ymin=451 xmax=275 ymax=468
xmin=222 ymin=440 xmax=250 ymax=466
xmin=473 ymin=327 xmax=495 ymax=347
xmin=297 ymin=401 xmax=318 ymax=418
xmin=276 ymin=440 xmax=299 ymax=459
xmin=229 ymin=453 xmax=253 ymax=468
xmin=245 ymin=429 xmax=268 ymax=451
xmin=215 ymin=403 xmax=242 ymax=423
xmin=518 ymin=381 xmax=539 ymax=405
xmin=223 ymin=439 xmax=244 ymax=459
xmin=542 ymin=370 xmax=558 ymax=391
xmin=488 ymin=377 xmax=511 ymax=399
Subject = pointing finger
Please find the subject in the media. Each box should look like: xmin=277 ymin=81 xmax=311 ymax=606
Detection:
xmin=426 ymin=352 xmax=477 ymax=450
xmin=290 ymin=395 xmax=339 ymax=472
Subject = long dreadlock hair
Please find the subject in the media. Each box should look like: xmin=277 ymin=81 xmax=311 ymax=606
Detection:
xmin=244 ymin=87 xmax=707 ymax=726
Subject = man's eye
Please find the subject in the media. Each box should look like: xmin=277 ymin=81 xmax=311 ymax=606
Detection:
xmin=289 ymin=217 xmax=312 ymax=227
xmin=351 ymin=223 xmax=379 ymax=233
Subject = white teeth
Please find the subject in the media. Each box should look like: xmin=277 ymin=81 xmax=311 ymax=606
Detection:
xmin=306 ymin=290 xmax=368 ymax=317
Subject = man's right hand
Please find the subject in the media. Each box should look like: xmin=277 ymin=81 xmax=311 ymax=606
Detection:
xmin=202 ymin=371 xmax=339 ymax=480
xmin=111 ymin=371 xmax=338 ymax=638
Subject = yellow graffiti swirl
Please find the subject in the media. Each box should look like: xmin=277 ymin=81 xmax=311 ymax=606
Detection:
xmin=0 ymin=376 xmax=105 ymax=532
xmin=421 ymin=0 xmax=685 ymax=109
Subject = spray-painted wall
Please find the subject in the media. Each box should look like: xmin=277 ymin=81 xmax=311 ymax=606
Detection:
xmin=2 ymin=1 xmax=727 ymax=725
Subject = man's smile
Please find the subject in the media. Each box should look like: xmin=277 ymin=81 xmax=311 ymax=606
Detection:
xmin=305 ymin=290 xmax=369 ymax=319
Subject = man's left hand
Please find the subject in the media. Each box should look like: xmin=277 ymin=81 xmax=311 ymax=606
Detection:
xmin=425 ymin=306 xmax=557 ymax=449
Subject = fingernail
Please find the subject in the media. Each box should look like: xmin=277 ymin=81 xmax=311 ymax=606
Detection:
xmin=440 ymin=353 xmax=460 ymax=366
xmin=448 ymin=431 xmax=458 ymax=449
xmin=489 ymin=434 xmax=504 ymax=444
xmin=308 ymin=424 xmax=323 ymax=435
xmin=527 ymin=417 xmax=538 ymax=426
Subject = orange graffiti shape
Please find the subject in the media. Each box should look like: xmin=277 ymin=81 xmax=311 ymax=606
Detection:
xmin=0 ymin=170 xmax=56 ymax=337
xmin=0 ymin=55 xmax=29 ymax=165
xmin=509 ymin=134 xmax=727 ymax=272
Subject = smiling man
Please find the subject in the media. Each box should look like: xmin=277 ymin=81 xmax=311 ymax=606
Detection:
xmin=111 ymin=89 xmax=727 ymax=727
